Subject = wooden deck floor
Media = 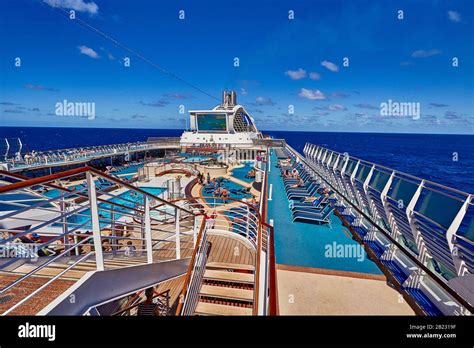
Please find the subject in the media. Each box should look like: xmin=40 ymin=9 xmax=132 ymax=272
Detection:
xmin=154 ymin=274 xmax=185 ymax=308
xmin=152 ymin=233 xmax=255 ymax=266
xmin=207 ymin=234 xmax=255 ymax=266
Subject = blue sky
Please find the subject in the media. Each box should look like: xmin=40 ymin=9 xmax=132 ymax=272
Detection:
xmin=0 ymin=0 xmax=473 ymax=133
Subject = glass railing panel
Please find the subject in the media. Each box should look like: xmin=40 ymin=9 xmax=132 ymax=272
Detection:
xmin=369 ymin=168 xmax=391 ymax=192
xmin=387 ymin=176 xmax=419 ymax=205
xmin=344 ymin=159 xmax=357 ymax=175
xmin=336 ymin=155 xmax=347 ymax=170
xmin=415 ymin=189 xmax=463 ymax=229
xmin=355 ymin=164 xmax=371 ymax=183
xmin=456 ymin=204 xmax=474 ymax=241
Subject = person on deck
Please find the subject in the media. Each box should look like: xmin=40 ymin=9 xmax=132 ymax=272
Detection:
xmin=221 ymin=188 xmax=229 ymax=203
xmin=290 ymin=177 xmax=304 ymax=189
xmin=137 ymin=288 xmax=159 ymax=316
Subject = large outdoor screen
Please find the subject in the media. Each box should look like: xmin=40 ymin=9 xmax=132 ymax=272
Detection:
xmin=197 ymin=113 xmax=227 ymax=132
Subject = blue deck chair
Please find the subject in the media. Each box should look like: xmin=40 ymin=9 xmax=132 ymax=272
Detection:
xmin=287 ymin=183 xmax=320 ymax=200
xmin=291 ymin=195 xmax=329 ymax=210
xmin=291 ymin=200 xmax=332 ymax=215
xmin=292 ymin=206 xmax=335 ymax=225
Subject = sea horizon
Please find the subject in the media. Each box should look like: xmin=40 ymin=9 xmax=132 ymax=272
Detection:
xmin=0 ymin=125 xmax=473 ymax=136
xmin=1 ymin=126 xmax=472 ymax=194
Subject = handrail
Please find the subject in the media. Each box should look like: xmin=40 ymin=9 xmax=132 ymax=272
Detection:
xmin=175 ymin=216 xmax=207 ymax=315
xmin=286 ymin=144 xmax=474 ymax=313
xmin=0 ymin=166 xmax=194 ymax=215
xmin=259 ymin=150 xmax=278 ymax=315
xmin=0 ymin=236 xmax=93 ymax=295
xmin=305 ymin=143 xmax=472 ymax=196
xmin=265 ymin=222 xmax=278 ymax=315
xmin=0 ymin=170 xmax=193 ymax=246
xmin=253 ymin=220 xmax=263 ymax=315
xmin=0 ymin=167 xmax=197 ymax=307
xmin=5 ymin=140 xmax=178 ymax=167
xmin=2 ymin=252 xmax=93 ymax=316
xmin=253 ymin=150 xmax=269 ymax=315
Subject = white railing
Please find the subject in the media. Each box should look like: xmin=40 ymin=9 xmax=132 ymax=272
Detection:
xmin=287 ymin=143 xmax=473 ymax=315
xmin=5 ymin=139 xmax=180 ymax=171
xmin=178 ymin=219 xmax=210 ymax=316
xmin=0 ymin=167 xmax=197 ymax=315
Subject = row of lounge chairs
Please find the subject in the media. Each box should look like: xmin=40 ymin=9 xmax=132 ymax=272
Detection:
xmin=279 ymin=160 xmax=335 ymax=225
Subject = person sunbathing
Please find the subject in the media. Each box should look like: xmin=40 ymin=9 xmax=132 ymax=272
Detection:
xmin=290 ymin=178 xmax=305 ymax=188
xmin=302 ymin=196 xmax=319 ymax=203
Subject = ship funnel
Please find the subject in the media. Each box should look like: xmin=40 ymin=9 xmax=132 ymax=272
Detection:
xmin=230 ymin=90 xmax=237 ymax=106
xmin=221 ymin=90 xmax=237 ymax=108
xmin=222 ymin=90 xmax=228 ymax=105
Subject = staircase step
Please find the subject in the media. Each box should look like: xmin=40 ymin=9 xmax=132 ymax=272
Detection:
xmin=206 ymin=262 xmax=255 ymax=272
xmin=195 ymin=302 xmax=252 ymax=316
xmin=203 ymin=270 xmax=254 ymax=284
xmin=200 ymin=284 xmax=253 ymax=302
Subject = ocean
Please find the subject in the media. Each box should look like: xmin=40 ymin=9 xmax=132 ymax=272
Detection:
xmin=0 ymin=127 xmax=472 ymax=193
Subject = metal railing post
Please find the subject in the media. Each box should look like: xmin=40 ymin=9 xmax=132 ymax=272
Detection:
xmin=246 ymin=205 xmax=250 ymax=239
xmin=144 ymin=197 xmax=153 ymax=264
xmin=175 ymin=207 xmax=181 ymax=259
xmin=193 ymin=215 xmax=198 ymax=247
xmin=86 ymin=172 xmax=104 ymax=271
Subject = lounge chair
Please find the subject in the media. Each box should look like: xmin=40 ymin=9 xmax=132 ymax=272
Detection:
xmin=292 ymin=206 xmax=335 ymax=225
xmin=291 ymin=195 xmax=329 ymax=210
xmin=287 ymin=183 xmax=320 ymax=200
xmin=291 ymin=201 xmax=331 ymax=215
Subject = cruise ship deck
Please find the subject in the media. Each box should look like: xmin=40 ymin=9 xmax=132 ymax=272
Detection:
xmin=0 ymin=91 xmax=472 ymax=317
xmin=266 ymin=150 xmax=414 ymax=315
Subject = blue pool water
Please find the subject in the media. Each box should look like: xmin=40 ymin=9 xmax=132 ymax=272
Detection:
xmin=267 ymin=151 xmax=383 ymax=274
xmin=230 ymin=161 xmax=255 ymax=183
xmin=138 ymin=186 xmax=167 ymax=197
xmin=66 ymin=187 xmax=166 ymax=229
xmin=115 ymin=164 xmax=143 ymax=175
xmin=182 ymin=156 xmax=210 ymax=163
xmin=201 ymin=178 xmax=252 ymax=204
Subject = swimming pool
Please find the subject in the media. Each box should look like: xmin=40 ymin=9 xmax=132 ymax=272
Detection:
xmin=230 ymin=161 xmax=255 ymax=183
xmin=201 ymin=178 xmax=252 ymax=205
xmin=115 ymin=163 xmax=143 ymax=175
xmin=41 ymin=179 xmax=118 ymax=199
xmin=64 ymin=186 xmax=166 ymax=229
xmin=182 ymin=155 xmax=210 ymax=163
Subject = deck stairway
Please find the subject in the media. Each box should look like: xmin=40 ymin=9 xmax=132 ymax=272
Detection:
xmin=195 ymin=262 xmax=255 ymax=316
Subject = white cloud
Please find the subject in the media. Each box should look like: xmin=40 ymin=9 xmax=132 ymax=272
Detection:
xmin=320 ymin=60 xmax=339 ymax=72
xmin=411 ymin=49 xmax=441 ymax=58
xmin=328 ymin=104 xmax=347 ymax=111
xmin=253 ymin=96 xmax=275 ymax=106
xmin=298 ymin=88 xmax=326 ymax=100
xmin=285 ymin=68 xmax=306 ymax=80
xmin=240 ymin=88 xmax=248 ymax=96
xmin=78 ymin=45 xmax=99 ymax=59
xmin=448 ymin=10 xmax=461 ymax=23
xmin=43 ymin=0 xmax=99 ymax=15
xmin=309 ymin=72 xmax=321 ymax=80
